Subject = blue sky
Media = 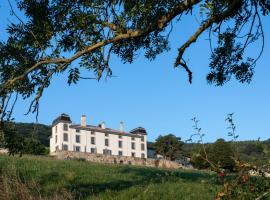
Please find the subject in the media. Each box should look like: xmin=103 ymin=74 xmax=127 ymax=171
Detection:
xmin=1 ymin=2 xmax=270 ymax=142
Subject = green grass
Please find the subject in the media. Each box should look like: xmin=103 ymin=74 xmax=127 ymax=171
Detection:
xmin=0 ymin=155 xmax=221 ymax=200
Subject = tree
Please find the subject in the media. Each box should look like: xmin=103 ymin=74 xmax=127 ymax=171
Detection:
xmin=0 ymin=0 xmax=269 ymax=152
xmin=243 ymin=142 xmax=264 ymax=155
xmin=155 ymin=134 xmax=183 ymax=161
xmin=209 ymin=138 xmax=235 ymax=171
xmin=190 ymin=139 xmax=235 ymax=171
xmin=190 ymin=145 xmax=212 ymax=169
xmin=22 ymin=138 xmax=48 ymax=155
xmin=0 ymin=122 xmax=25 ymax=155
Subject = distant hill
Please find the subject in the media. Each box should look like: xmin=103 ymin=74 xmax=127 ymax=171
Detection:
xmin=15 ymin=122 xmax=51 ymax=146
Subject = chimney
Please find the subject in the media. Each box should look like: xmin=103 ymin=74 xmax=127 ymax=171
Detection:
xmin=101 ymin=121 xmax=106 ymax=129
xmin=120 ymin=121 xmax=124 ymax=132
xmin=81 ymin=115 xmax=87 ymax=127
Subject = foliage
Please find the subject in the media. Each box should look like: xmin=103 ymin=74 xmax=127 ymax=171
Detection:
xmin=209 ymin=139 xmax=235 ymax=171
xmin=22 ymin=138 xmax=49 ymax=155
xmin=0 ymin=154 xmax=221 ymax=200
xmin=191 ymin=147 xmax=211 ymax=169
xmin=216 ymin=162 xmax=270 ymax=200
xmin=184 ymin=140 xmax=270 ymax=167
xmin=15 ymin=122 xmax=51 ymax=146
xmin=0 ymin=0 xmax=269 ymax=115
xmin=190 ymin=139 xmax=235 ymax=171
xmin=0 ymin=122 xmax=49 ymax=155
xmin=244 ymin=142 xmax=264 ymax=155
xmin=147 ymin=141 xmax=156 ymax=150
xmin=187 ymin=114 xmax=270 ymax=200
xmin=0 ymin=122 xmax=25 ymax=156
xmin=155 ymin=134 xmax=183 ymax=161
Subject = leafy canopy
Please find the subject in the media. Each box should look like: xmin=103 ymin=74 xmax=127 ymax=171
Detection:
xmin=191 ymin=138 xmax=235 ymax=171
xmin=0 ymin=0 xmax=269 ymax=115
xmin=155 ymin=134 xmax=183 ymax=160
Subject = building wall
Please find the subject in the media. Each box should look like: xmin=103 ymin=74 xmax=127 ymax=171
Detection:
xmin=50 ymin=122 xmax=147 ymax=158
xmin=50 ymin=122 xmax=66 ymax=153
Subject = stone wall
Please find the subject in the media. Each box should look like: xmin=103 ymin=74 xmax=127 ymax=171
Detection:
xmin=52 ymin=151 xmax=182 ymax=169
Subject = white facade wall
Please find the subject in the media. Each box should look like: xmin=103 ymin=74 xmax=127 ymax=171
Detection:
xmin=50 ymin=121 xmax=147 ymax=158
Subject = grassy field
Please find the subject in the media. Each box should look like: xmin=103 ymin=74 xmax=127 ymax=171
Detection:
xmin=0 ymin=155 xmax=221 ymax=200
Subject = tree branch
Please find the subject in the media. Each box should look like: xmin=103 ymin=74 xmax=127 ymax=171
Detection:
xmin=174 ymin=0 xmax=243 ymax=78
xmin=3 ymin=0 xmax=202 ymax=90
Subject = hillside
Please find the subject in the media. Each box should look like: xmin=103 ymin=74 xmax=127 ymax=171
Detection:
xmin=0 ymin=154 xmax=220 ymax=200
xmin=15 ymin=122 xmax=51 ymax=146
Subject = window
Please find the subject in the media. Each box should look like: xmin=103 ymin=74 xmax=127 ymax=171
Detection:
xmin=105 ymin=138 xmax=109 ymax=146
xmin=76 ymin=135 xmax=80 ymax=143
xmin=91 ymin=137 xmax=95 ymax=145
xmin=63 ymin=144 xmax=68 ymax=151
xmin=91 ymin=131 xmax=95 ymax=135
xmin=118 ymin=141 xmax=123 ymax=148
xmin=103 ymin=149 xmax=111 ymax=155
xmin=105 ymin=133 xmax=109 ymax=137
xmin=131 ymin=137 xmax=135 ymax=140
xmin=118 ymin=151 xmax=123 ymax=156
xmin=76 ymin=129 xmax=80 ymax=133
xmin=63 ymin=123 xmax=68 ymax=131
xmin=141 ymin=136 xmax=144 ymax=142
xmin=131 ymin=152 xmax=135 ymax=157
xmin=63 ymin=133 xmax=68 ymax=142
xmin=55 ymin=135 xmax=57 ymax=143
xmin=75 ymin=146 xmax=80 ymax=152
xmin=141 ymin=143 xmax=145 ymax=151
xmin=119 ymin=135 xmax=122 ymax=139
xmin=131 ymin=142 xmax=135 ymax=150
xmin=91 ymin=148 xmax=96 ymax=153
xmin=55 ymin=126 xmax=57 ymax=133
xmin=141 ymin=153 xmax=145 ymax=158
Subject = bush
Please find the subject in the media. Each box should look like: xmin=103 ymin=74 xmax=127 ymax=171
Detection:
xmin=22 ymin=139 xmax=48 ymax=155
xmin=209 ymin=139 xmax=235 ymax=171
xmin=191 ymin=139 xmax=235 ymax=171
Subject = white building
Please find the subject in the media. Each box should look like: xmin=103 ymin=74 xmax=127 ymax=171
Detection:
xmin=50 ymin=114 xmax=147 ymax=158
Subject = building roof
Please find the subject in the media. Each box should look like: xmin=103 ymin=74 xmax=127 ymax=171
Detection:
xmin=52 ymin=113 xmax=147 ymax=137
xmin=130 ymin=127 xmax=147 ymax=135
xmin=69 ymin=124 xmax=146 ymax=138
xmin=52 ymin=113 xmax=72 ymax=126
